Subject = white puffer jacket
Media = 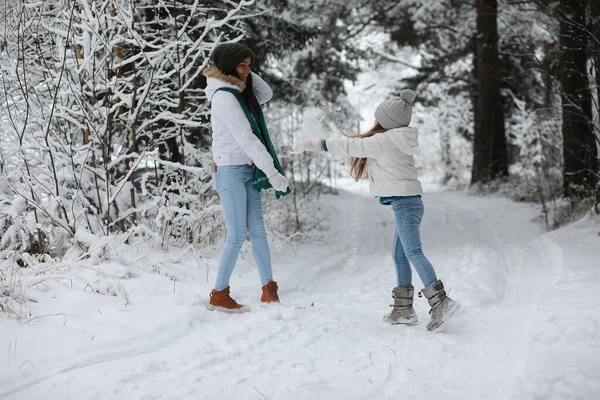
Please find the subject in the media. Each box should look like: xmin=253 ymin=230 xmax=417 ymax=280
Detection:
xmin=325 ymin=127 xmax=423 ymax=197
xmin=203 ymin=67 xmax=278 ymax=178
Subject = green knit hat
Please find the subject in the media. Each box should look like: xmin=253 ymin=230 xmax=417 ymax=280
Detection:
xmin=212 ymin=43 xmax=255 ymax=75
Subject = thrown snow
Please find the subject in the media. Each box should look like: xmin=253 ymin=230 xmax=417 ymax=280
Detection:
xmin=298 ymin=107 xmax=330 ymax=140
xmin=1 ymin=189 xmax=599 ymax=400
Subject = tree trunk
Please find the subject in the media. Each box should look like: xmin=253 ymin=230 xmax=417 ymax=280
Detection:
xmin=472 ymin=0 xmax=508 ymax=185
xmin=559 ymin=0 xmax=598 ymax=198
xmin=470 ymin=35 xmax=484 ymax=183
xmin=590 ymin=0 xmax=600 ymax=118
xmin=596 ymin=56 xmax=600 ymax=210
xmin=589 ymin=0 xmax=600 ymax=209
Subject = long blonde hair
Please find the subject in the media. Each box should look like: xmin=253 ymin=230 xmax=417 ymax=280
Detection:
xmin=349 ymin=122 xmax=387 ymax=181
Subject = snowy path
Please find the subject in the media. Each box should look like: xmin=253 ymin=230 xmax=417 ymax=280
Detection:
xmin=1 ymin=189 xmax=599 ymax=400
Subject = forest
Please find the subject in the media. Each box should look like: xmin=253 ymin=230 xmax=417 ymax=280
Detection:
xmin=1 ymin=2 xmax=599 ymax=399
xmin=0 ymin=0 xmax=598 ymax=302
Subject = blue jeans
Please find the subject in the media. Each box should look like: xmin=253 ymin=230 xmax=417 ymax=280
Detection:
xmin=212 ymin=165 xmax=273 ymax=291
xmin=390 ymin=196 xmax=437 ymax=288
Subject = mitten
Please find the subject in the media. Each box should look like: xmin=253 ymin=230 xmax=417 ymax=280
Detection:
xmin=268 ymin=172 xmax=290 ymax=192
xmin=292 ymin=139 xmax=324 ymax=153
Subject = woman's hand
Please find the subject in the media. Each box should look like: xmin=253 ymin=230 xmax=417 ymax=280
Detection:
xmin=293 ymin=139 xmax=324 ymax=153
xmin=268 ymin=172 xmax=290 ymax=192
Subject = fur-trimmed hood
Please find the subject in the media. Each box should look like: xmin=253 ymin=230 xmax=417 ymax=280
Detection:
xmin=203 ymin=67 xmax=245 ymax=101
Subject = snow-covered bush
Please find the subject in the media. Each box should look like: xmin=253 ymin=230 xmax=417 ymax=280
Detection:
xmin=0 ymin=0 xmax=262 ymax=316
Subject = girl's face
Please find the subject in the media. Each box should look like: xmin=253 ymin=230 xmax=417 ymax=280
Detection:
xmin=236 ymin=58 xmax=252 ymax=81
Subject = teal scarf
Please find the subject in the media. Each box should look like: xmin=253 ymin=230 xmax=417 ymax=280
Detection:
xmin=216 ymin=87 xmax=290 ymax=199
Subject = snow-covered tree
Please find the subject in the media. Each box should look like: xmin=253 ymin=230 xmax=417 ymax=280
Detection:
xmin=0 ymin=0 xmax=262 ymax=262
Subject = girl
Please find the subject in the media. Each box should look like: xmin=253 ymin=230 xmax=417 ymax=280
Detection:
xmin=202 ymin=43 xmax=290 ymax=313
xmin=293 ymin=90 xmax=458 ymax=330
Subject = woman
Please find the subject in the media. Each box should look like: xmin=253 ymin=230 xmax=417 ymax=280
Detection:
xmin=293 ymin=90 xmax=459 ymax=331
xmin=202 ymin=43 xmax=290 ymax=313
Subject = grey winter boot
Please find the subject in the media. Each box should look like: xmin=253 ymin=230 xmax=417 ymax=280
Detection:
xmin=383 ymin=285 xmax=418 ymax=325
xmin=421 ymin=280 xmax=459 ymax=331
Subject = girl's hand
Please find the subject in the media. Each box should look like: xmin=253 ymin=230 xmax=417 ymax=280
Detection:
xmin=293 ymin=139 xmax=324 ymax=153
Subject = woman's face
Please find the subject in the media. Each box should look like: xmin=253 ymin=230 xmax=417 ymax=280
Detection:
xmin=236 ymin=58 xmax=252 ymax=81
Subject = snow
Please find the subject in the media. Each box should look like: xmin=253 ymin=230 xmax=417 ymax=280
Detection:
xmin=299 ymin=107 xmax=331 ymax=140
xmin=1 ymin=184 xmax=599 ymax=400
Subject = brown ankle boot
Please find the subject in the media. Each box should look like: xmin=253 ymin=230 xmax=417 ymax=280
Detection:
xmin=208 ymin=287 xmax=249 ymax=313
xmin=261 ymin=281 xmax=280 ymax=304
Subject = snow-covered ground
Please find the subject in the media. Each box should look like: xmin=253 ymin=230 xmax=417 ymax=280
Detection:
xmin=1 ymin=183 xmax=599 ymax=400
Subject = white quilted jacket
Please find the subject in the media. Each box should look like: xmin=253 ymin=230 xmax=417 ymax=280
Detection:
xmin=203 ymin=67 xmax=278 ymax=178
xmin=325 ymin=127 xmax=424 ymax=197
